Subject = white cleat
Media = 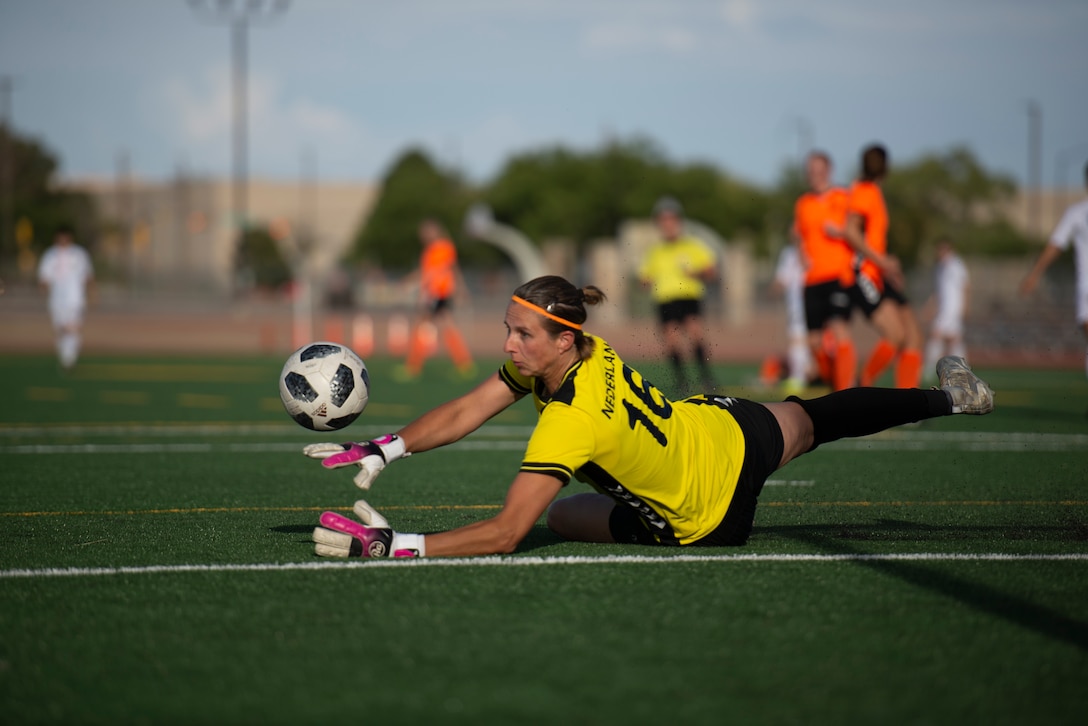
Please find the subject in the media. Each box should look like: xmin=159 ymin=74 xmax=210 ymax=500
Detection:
xmin=937 ymin=356 xmax=994 ymax=415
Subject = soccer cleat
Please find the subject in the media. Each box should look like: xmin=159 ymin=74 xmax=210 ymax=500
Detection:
xmin=936 ymin=356 xmax=994 ymax=415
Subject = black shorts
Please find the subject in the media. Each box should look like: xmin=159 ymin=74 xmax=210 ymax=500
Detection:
xmin=691 ymin=398 xmax=784 ymax=547
xmin=804 ymin=281 xmax=852 ymax=331
xmin=851 ymin=274 xmax=908 ymax=317
xmin=607 ymin=398 xmax=784 ymax=548
xmin=426 ymin=297 xmax=453 ymax=316
xmin=882 ymin=279 xmax=909 ymax=305
xmin=657 ymin=298 xmax=703 ymax=325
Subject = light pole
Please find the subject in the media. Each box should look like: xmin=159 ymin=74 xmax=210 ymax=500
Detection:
xmin=187 ymin=0 xmax=289 ymax=293
xmin=1025 ymin=100 xmax=1042 ymax=237
xmin=0 ymin=75 xmax=14 ymax=270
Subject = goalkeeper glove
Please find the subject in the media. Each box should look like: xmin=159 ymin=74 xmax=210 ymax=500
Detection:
xmin=303 ymin=434 xmax=409 ymax=490
xmin=312 ymin=499 xmax=424 ymax=558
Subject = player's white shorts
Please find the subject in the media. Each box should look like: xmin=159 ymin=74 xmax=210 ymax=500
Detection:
xmin=50 ymin=303 xmax=85 ymax=330
xmin=930 ymin=311 xmax=964 ymax=338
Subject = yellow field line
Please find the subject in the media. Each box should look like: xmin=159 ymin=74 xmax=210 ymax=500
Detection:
xmin=3 ymin=501 xmax=1087 ymax=518
xmin=763 ymin=500 xmax=1088 ymax=507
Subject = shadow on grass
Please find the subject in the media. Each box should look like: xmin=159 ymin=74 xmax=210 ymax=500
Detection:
xmin=759 ymin=519 xmax=1088 ymax=543
xmin=998 ymin=403 xmax=1088 ymax=426
xmin=763 ymin=518 xmax=1088 ymax=651
xmin=269 ymin=523 xmax=565 ymax=552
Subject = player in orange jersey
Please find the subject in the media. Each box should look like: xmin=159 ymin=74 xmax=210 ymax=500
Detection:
xmin=398 ymin=219 xmax=475 ymax=380
xmin=844 ymin=144 xmax=925 ymax=389
xmin=792 ymin=151 xmax=857 ymax=391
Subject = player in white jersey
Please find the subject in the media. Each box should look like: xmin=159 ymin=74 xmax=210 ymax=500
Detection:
xmin=37 ymin=225 xmax=94 ymax=369
xmin=770 ymin=239 xmax=811 ymax=393
xmin=923 ymin=237 xmax=970 ymax=383
xmin=1020 ymin=161 xmax=1088 ymax=378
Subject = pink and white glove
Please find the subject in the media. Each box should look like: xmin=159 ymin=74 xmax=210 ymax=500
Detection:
xmin=303 ymin=434 xmax=409 ymax=490
xmin=312 ymin=500 xmax=424 ymax=558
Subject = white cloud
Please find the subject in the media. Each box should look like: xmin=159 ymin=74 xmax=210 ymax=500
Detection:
xmin=159 ymin=65 xmax=381 ymax=179
xmin=719 ymin=0 xmax=758 ymax=30
xmin=581 ymin=21 xmax=700 ymax=55
xmin=162 ymin=65 xmax=233 ymax=144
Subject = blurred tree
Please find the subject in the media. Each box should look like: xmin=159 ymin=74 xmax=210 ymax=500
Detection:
xmin=347 ymin=148 xmax=478 ymax=269
xmin=483 ymin=136 xmax=771 ymax=254
xmin=0 ymin=125 xmax=98 ymax=272
xmin=884 ymin=146 xmax=1029 ymax=264
xmin=765 ymin=145 xmax=1031 ymax=267
xmin=237 ymin=226 xmax=291 ymax=291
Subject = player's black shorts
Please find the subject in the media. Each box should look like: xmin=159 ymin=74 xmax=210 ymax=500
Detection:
xmin=608 ymin=398 xmax=784 ymax=548
xmin=657 ymin=298 xmax=703 ymax=325
xmin=851 ymin=273 xmax=908 ymax=318
xmin=426 ymin=297 xmax=453 ymax=316
xmin=804 ymin=281 xmax=852 ymax=331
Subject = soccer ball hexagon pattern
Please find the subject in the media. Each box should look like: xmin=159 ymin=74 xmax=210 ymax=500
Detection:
xmin=279 ymin=342 xmax=370 ymax=431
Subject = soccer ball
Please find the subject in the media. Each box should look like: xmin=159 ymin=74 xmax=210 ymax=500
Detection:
xmin=279 ymin=342 xmax=370 ymax=431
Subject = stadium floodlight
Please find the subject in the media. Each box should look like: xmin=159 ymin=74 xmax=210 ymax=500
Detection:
xmin=187 ymin=0 xmax=290 ymax=294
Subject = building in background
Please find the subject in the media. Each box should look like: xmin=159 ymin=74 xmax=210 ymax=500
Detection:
xmin=68 ymin=174 xmax=378 ymax=294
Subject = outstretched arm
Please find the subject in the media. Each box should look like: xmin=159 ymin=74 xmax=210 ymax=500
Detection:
xmin=844 ymin=213 xmax=902 ymax=284
xmin=423 ymin=472 xmax=565 ymax=556
xmin=306 ymin=369 xmax=521 ymax=490
xmin=1019 ymin=243 xmax=1062 ymax=296
xmin=397 ymin=371 xmax=520 ymax=453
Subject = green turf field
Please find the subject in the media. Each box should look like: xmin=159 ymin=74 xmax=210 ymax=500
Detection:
xmin=1 ymin=354 xmax=1086 ymax=724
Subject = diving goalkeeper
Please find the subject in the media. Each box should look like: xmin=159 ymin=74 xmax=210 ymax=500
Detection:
xmin=306 ymin=275 xmax=994 ymax=558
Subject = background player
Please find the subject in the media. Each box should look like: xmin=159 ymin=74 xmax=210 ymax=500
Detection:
xmin=37 ymin=224 xmax=95 ymax=370
xmin=923 ymin=236 xmax=970 ymax=383
xmin=303 ymin=275 xmax=994 ymax=559
xmin=764 ymin=236 xmax=811 ymax=394
xmin=638 ymin=196 xmax=718 ymax=395
xmin=792 ymin=150 xmax=856 ymax=391
xmin=844 ymin=144 xmax=925 ymax=389
xmin=397 ymin=219 xmax=474 ymax=380
xmin=1020 ymin=160 xmax=1088 ymax=380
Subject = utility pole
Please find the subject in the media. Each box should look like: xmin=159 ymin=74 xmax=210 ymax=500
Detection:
xmin=0 ymin=75 xmax=13 ymax=269
xmin=1026 ymin=100 xmax=1042 ymax=238
xmin=187 ymin=0 xmax=289 ymax=294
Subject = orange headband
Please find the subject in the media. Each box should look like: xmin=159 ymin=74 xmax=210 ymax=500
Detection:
xmin=511 ymin=295 xmax=582 ymax=331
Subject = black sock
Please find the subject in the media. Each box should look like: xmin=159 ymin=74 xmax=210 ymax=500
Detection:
xmin=787 ymin=387 xmax=952 ymax=451
xmin=693 ymin=343 xmax=713 ymax=378
xmin=670 ymin=350 xmax=685 ymax=374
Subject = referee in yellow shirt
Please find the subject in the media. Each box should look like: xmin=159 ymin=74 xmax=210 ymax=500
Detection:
xmin=638 ymin=197 xmax=718 ymax=395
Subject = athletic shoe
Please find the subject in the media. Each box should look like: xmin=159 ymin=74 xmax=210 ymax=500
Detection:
xmin=936 ymin=356 xmax=993 ymax=415
xmin=391 ymin=364 xmax=419 ymax=382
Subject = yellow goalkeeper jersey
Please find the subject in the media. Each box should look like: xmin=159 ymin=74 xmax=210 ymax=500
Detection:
xmin=638 ymin=235 xmax=716 ymax=303
xmin=498 ymin=335 xmax=745 ymax=545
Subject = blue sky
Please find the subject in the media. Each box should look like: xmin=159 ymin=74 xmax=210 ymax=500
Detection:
xmin=1 ymin=0 xmax=1086 ymax=189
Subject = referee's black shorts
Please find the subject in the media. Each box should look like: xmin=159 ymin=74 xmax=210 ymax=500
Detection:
xmin=657 ymin=298 xmax=703 ymax=325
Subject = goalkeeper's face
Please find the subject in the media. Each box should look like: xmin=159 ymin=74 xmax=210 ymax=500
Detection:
xmin=502 ymin=303 xmax=571 ymax=380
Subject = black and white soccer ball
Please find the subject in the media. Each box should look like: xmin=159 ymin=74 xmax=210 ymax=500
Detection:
xmin=279 ymin=342 xmax=370 ymax=431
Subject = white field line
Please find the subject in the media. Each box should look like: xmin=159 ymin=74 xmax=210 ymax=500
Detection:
xmin=2 ymin=553 xmax=1086 ymax=580
xmin=0 ymin=441 xmax=531 ymax=455
xmin=2 ymin=430 xmax=1087 ymax=455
